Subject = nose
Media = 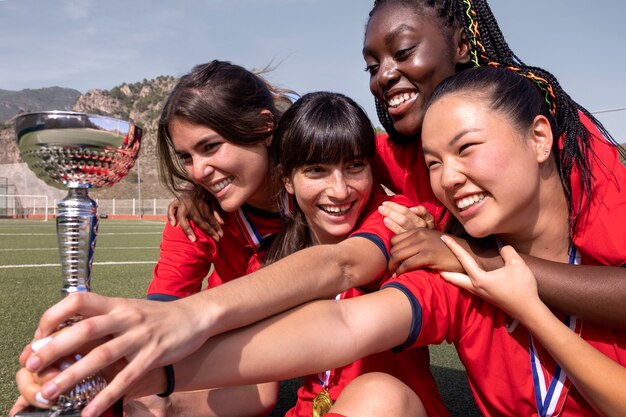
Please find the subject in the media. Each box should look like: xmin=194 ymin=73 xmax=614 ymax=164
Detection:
xmin=189 ymin=156 xmax=214 ymax=183
xmin=376 ymin=59 xmax=400 ymax=90
xmin=439 ymin=161 xmax=466 ymax=191
xmin=327 ymin=170 xmax=350 ymax=200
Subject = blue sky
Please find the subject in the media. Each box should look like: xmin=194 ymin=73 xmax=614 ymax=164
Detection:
xmin=1 ymin=0 xmax=624 ymax=140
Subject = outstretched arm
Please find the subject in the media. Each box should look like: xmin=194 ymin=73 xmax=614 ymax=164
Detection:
xmin=386 ymin=227 xmax=626 ymax=327
xmin=18 ymin=236 xmax=388 ymax=406
xmin=18 ymin=288 xmax=412 ymax=417
xmin=440 ymin=236 xmax=626 ymax=417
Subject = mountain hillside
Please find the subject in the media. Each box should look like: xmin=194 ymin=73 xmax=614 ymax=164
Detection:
xmin=0 ymin=87 xmax=81 ymax=123
xmin=0 ymin=77 xmax=178 ymax=199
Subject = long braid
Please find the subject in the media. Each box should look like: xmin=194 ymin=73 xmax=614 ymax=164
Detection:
xmin=369 ymin=0 xmax=625 ymax=234
xmin=461 ymin=0 xmax=625 ymax=233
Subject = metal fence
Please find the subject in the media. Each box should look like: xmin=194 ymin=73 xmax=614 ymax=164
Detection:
xmin=0 ymin=195 xmax=171 ymax=219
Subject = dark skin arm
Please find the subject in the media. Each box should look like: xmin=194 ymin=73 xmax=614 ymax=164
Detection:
xmin=389 ymin=228 xmax=626 ymax=328
xmin=167 ymin=187 xmax=224 ymax=242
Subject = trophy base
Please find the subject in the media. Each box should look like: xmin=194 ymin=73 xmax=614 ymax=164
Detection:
xmin=13 ymin=407 xmax=81 ymax=417
xmin=12 ymin=400 xmax=123 ymax=417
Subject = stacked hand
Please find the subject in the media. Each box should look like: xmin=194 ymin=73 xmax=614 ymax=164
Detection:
xmin=11 ymin=293 xmax=210 ymax=417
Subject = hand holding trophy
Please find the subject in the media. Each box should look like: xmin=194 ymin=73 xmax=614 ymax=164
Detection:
xmin=14 ymin=111 xmax=142 ymax=416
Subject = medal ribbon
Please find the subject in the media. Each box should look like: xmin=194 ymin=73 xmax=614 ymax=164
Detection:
xmin=317 ymin=293 xmax=342 ymax=391
xmin=234 ymin=207 xmax=263 ymax=251
xmin=529 ymin=245 xmax=582 ymax=416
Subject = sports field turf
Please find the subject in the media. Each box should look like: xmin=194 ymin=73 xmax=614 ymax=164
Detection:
xmin=0 ymin=219 xmax=480 ymax=416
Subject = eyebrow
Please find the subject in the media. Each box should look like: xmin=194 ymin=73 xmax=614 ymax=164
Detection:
xmin=174 ymin=133 xmax=221 ymax=154
xmin=422 ymin=128 xmax=482 ymax=156
xmin=363 ymin=24 xmax=415 ymax=56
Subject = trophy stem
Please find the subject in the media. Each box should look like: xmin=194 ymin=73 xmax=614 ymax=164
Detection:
xmin=56 ymin=188 xmax=98 ymax=295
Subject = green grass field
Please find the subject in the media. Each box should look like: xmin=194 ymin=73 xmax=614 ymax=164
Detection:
xmin=0 ymin=219 xmax=479 ymax=416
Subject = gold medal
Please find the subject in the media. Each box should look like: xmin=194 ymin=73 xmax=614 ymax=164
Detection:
xmin=312 ymin=388 xmax=333 ymax=417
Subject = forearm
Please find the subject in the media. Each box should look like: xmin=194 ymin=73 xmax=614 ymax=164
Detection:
xmin=201 ymin=239 xmax=384 ymax=337
xmin=128 ymin=300 xmax=358 ymax=398
xmin=521 ymin=256 xmax=626 ymax=327
xmin=147 ymin=384 xmax=278 ymax=417
xmin=476 ymin=250 xmax=626 ymax=327
xmin=130 ymin=289 xmax=409 ymax=398
xmin=522 ymin=303 xmax=626 ymax=417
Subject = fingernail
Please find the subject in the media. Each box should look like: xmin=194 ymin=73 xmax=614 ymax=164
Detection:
xmin=59 ymin=361 xmax=73 ymax=370
xmin=35 ymin=392 xmax=49 ymax=405
xmin=42 ymin=381 xmax=58 ymax=398
xmin=26 ymin=355 xmax=41 ymax=371
xmin=31 ymin=336 xmax=52 ymax=353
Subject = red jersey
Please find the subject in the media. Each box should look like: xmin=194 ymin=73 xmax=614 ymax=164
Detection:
xmin=147 ymin=205 xmax=282 ymax=300
xmin=567 ymin=113 xmax=626 ymax=266
xmin=286 ymin=191 xmax=451 ymax=417
xmin=384 ymin=265 xmax=626 ymax=417
xmin=371 ymin=133 xmax=447 ymax=229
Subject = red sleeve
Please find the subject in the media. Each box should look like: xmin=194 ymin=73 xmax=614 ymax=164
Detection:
xmin=569 ymin=113 xmax=626 ymax=266
xmin=147 ymin=221 xmax=216 ymax=301
xmin=382 ymin=270 xmax=468 ymax=349
xmin=347 ymin=192 xmax=414 ymax=290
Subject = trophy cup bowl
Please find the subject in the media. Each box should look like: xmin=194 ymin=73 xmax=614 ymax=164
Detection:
xmin=14 ymin=111 xmax=142 ymax=415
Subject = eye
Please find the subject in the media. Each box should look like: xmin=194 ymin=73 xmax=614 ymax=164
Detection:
xmin=203 ymin=142 xmax=221 ymax=154
xmin=177 ymin=153 xmax=192 ymax=165
xmin=458 ymin=142 xmax=476 ymax=155
xmin=425 ymin=158 xmax=441 ymax=171
xmin=394 ymin=46 xmax=415 ymax=61
xmin=346 ymin=160 xmax=367 ymax=173
xmin=364 ymin=63 xmax=379 ymax=76
xmin=303 ymin=165 xmax=326 ymax=177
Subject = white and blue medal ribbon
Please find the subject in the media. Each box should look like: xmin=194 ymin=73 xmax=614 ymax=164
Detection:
xmin=529 ymin=245 xmax=582 ymax=416
xmin=234 ymin=207 xmax=263 ymax=251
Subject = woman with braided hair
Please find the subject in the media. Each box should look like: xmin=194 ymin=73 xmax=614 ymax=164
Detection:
xmin=367 ymin=0 xmax=626 ymax=326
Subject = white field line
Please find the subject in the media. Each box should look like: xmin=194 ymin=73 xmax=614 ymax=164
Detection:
xmin=0 ymin=232 xmax=162 ymax=236
xmin=0 ymin=261 xmax=156 ymax=269
xmin=0 ymin=246 xmax=158 ymax=251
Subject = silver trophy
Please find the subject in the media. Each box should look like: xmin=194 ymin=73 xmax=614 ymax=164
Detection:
xmin=14 ymin=111 xmax=142 ymax=416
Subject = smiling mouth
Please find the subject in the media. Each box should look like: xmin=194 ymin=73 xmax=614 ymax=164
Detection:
xmin=386 ymin=91 xmax=418 ymax=109
xmin=456 ymin=193 xmax=487 ymax=211
xmin=319 ymin=202 xmax=355 ymax=216
xmin=209 ymin=176 xmax=234 ymax=194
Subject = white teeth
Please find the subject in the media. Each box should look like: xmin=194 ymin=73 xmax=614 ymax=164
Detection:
xmin=210 ymin=176 xmax=234 ymax=193
xmin=456 ymin=193 xmax=486 ymax=211
xmin=387 ymin=92 xmax=417 ymax=108
xmin=320 ymin=203 xmax=352 ymax=215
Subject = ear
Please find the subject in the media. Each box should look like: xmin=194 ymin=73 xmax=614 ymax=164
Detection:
xmin=453 ymin=27 xmax=472 ymax=66
xmin=529 ymin=115 xmax=554 ymax=163
xmin=260 ymin=109 xmax=274 ymax=146
xmin=283 ymin=174 xmax=295 ymax=195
